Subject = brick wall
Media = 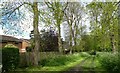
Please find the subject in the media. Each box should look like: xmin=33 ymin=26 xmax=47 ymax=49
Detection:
xmin=0 ymin=41 xmax=22 ymax=52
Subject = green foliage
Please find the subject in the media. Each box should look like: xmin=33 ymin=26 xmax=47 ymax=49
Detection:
xmin=2 ymin=47 xmax=20 ymax=72
xmin=4 ymin=44 xmax=17 ymax=48
xmin=77 ymin=35 xmax=96 ymax=52
xmin=40 ymin=29 xmax=58 ymax=52
xmin=86 ymin=2 xmax=118 ymax=52
xmin=26 ymin=46 xmax=32 ymax=52
xmin=30 ymin=28 xmax=59 ymax=52
xmin=39 ymin=54 xmax=82 ymax=67
xmin=98 ymin=52 xmax=120 ymax=73
xmin=79 ymin=52 xmax=90 ymax=57
xmin=88 ymin=50 xmax=96 ymax=55
xmin=40 ymin=56 xmax=68 ymax=66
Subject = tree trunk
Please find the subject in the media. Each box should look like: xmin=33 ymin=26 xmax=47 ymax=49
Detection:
xmin=58 ymin=25 xmax=62 ymax=54
xmin=110 ymin=34 xmax=116 ymax=53
xmin=69 ymin=23 xmax=73 ymax=54
xmin=118 ymin=4 xmax=120 ymax=52
xmin=32 ymin=2 xmax=39 ymax=66
xmin=73 ymin=21 xmax=77 ymax=52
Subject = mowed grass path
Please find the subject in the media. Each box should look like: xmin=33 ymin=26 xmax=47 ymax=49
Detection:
xmin=14 ymin=53 xmax=89 ymax=72
xmin=64 ymin=54 xmax=106 ymax=73
xmin=10 ymin=52 xmax=105 ymax=73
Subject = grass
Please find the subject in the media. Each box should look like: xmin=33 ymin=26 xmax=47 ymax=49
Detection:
xmin=15 ymin=52 xmax=109 ymax=72
xmin=80 ymin=56 xmax=92 ymax=70
xmin=77 ymin=54 xmax=105 ymax=71
xmin=40 ymin=58 xmax=83 ymax=71
xmin=16 ymin=53 xmax=88 ymax=72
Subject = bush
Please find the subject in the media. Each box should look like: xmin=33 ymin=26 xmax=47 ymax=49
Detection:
xmin=98 ymin=52 xmax=120 ymax=73
xmin=2 ymin=47 xmax=20 ymax=72
xmin=79 ymin=52 xmax=90 ymax=57
xmin=4 ymin=44 xmax=17 ymax=48
xmin=26 ymin=46 xmax=32 ymax=52
xmin=88 ymin=50 xmax=96 ymax=55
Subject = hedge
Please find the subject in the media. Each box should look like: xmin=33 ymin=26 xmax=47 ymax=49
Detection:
xmin=2 ymin=47 xmax=20 ymax=72
xmin=98 ymin=52 xmax=120 ymax=73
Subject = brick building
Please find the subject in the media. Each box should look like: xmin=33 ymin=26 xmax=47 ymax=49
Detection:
xmin=0 ymin=35 xmax=30 ymax=53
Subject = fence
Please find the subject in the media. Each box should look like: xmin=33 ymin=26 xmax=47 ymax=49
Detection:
xmin=20 ymin=52 xmax=60 ymax=67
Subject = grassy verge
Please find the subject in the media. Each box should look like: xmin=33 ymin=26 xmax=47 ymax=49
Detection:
xmin=16 ymin=53 xmax=88 ymax=72
xmin=15 ymin=52 xmax=108 ymax=72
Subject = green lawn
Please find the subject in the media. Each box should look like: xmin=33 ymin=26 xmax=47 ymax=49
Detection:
xmin=16 ymin=53 xmax=89 ymax=71
xmin=14 ymin=52 xmax=107 ymax=72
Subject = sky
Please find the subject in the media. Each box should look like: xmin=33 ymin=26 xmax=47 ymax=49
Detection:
xmin=1 ymin=0 xmax=118 ymax=39
xmin=1 ymin=2 xmax=35 ymax=39
xmin=0 ymin=1 xmax=91 ymax=40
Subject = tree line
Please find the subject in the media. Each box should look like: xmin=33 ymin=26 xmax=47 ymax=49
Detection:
xmin=1 ymin=1 xmax=120 ymax=66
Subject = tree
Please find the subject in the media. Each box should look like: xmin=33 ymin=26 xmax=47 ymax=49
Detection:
xmin=1 ymin=1 xmax=42 ymax=66
xmin=45 ymin=1 xmax=67 ymax=54
xmin=118 ymin=2 xmax=120 ymax=51
xmin=40 ymin=28 xmax=58 ymax=52
xmin=64 ymin=2 xmax=85 ymax=53
xmin=86 ymin=2 xmax=103 ymax=51
xmin=31 ymin=2 xmax=40 ymax=66
xmin=86 ymin=2 xmax=118 ymax=52
xmin=100 ymin=2 xmax=118 ymax=52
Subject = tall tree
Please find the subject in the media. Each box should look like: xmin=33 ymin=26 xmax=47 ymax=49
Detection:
xmin=1 ymin=1 xmax=42 ymax=66
xmin=45 ymin=2 xmax=67 ymax=54
xmin=99 ymin=2 xmax=118 ymax=52
xmin=118 ymin=2 xmax=120 ymax=51
xmin=64 ymin=2 xmax=85 ymax=53
xmin=87 ymin=2 xmax=118 ymax=52
xmin=40 ymin=28 xmax=58 ymax=52
xmin=86 ymin=2 xmax=103 ymax=51
xmin=31 ymin=2 xmax=39 ymax=66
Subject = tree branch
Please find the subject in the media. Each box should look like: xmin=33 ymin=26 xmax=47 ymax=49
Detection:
xmin=45 ymin=2 xmax=55 ymax=11
xmin=24 ymin=2 xmax=33 ymax=7
xmin=2 ymin=2 xmax=33 ymax=18
xmin=2 ymin=3 xmax=24 ymax=17
xmin=114 ymin=1 xmax=120 ymax=6
xmin=63 ymin=2 xmax=68 ymax=11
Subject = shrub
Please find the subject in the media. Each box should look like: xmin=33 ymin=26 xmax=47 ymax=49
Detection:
xmin=2 ymin=47 xmax=20 ymax=72
xmin=88 ymin=50 xmax=96 ymax=55
xmin=26 ymin=46 xmax=32 ymax=52
xmin=4 ymin=44 xmax=17 ymax=48
xmin=98 ymin=52 xmax=120 ymax=73
xmin=79 ymin=52 xmax=90 ymax=57
xmin=19 ymin=53 xmax=29 ymax=67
